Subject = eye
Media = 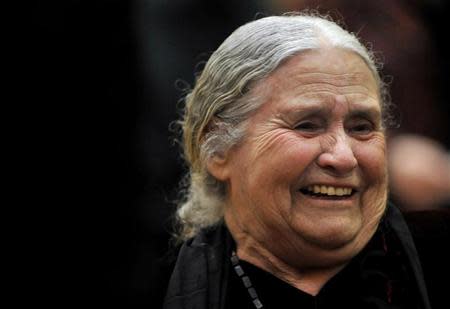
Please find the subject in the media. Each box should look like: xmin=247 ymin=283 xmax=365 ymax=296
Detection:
xmin=294 ymin=120 xmax=323 ymax=133
xmin=347 ymin=120 xmax=375 ymax=135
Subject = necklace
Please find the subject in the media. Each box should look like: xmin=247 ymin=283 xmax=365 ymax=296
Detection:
xmin=230 ymin=250 xmax=264 ymax=309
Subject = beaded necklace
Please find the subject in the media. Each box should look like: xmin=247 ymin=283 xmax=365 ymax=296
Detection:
xmin=230 ymin=250 xmax=264 ymax=309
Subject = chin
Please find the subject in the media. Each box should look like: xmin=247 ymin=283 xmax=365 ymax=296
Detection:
xmin=297 ymin=219 xmax=363 ymax=251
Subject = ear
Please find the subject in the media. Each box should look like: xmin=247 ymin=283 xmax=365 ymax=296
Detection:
xmin=206 ymin=153 xmax=230 ymax=182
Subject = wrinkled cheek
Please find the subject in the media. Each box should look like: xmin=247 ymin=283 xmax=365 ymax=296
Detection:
xmin=355 ymin=140 xmax=387 ymax=184
xmin=363 ymin=184 xmax=387 ymax=215
xmin=356 ymin=144 xmax=388 ymax=225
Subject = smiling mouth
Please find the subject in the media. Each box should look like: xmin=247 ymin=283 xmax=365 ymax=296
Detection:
xmin=299 ymin=185 xmax=356 ymax=199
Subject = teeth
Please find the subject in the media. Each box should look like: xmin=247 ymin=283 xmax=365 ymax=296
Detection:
xmin=307 ymin=185 xmax=353 ymax=196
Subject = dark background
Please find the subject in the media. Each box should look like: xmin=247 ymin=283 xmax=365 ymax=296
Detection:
xmin=30 ymin=0 xmax=449 ymax=307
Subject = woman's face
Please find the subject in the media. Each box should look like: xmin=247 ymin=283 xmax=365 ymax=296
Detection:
xmin=210 ymin=48 xmax=388 ymax=267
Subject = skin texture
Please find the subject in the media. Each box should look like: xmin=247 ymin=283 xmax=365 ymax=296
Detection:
xmin=207 ymin=48 xmax=388 ymax=295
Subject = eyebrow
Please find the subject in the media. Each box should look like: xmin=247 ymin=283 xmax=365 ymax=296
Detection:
xmin=278 ymin=101 xmax=382 ymax=125
xmin=347 ymin=107 xmax=382 ymax=122
xmin=278 ymin=104 xmax=329 ymax=124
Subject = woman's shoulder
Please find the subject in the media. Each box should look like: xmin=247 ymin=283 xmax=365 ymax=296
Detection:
xmin=403 ymin=208 xmax=450 ymax=242
xmin=403 ymin=208 xmax=450 ymax=309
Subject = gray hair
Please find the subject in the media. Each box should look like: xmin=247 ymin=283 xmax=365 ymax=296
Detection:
xmin=175 ymin=13 xmax=390 ymax=241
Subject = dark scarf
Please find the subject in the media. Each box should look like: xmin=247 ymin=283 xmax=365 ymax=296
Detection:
xmin=163 ymin=203 xmax=431 ymax=309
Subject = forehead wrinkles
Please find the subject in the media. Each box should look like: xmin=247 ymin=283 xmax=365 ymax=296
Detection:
xmin=266 ymin=71 xmax=378 ymax=102
xmin=291 ymin=72 xmax=374 ymax=87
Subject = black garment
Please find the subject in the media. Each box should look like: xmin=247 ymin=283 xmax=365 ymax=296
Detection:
xmin=163 ymin=204 xmax=444 ymax=309
xmin=225 ymin=224 xmax=418 ymax=308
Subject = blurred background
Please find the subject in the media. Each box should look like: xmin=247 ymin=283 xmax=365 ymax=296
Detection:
xmin=32 ymin=0 xmax=449 ymax=307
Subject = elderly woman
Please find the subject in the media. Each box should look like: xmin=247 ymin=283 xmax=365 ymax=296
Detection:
xmin=163 ymin=14 xmax=437 ymax=309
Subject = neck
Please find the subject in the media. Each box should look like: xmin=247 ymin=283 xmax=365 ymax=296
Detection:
xmin=236 ymin=239 xmax=346 ymax=295
xmin=225 ymin=212 xmax=348 ymax=296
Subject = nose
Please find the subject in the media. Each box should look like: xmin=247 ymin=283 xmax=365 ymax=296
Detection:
xmin=317 ymin=133 xmax=357 ymax=176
